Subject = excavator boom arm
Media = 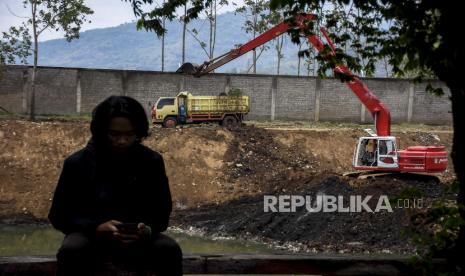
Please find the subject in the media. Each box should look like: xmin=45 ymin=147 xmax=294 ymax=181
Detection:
xmin=188 ymin=14 xmax=316 ymax=77
xmin=179 ymin=13 xmax=391 ymax=136
xmin=306 ymin=28 xmax=391 ymax=136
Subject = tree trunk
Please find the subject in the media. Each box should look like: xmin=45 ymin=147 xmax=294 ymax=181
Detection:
xmin=312 ymin=56 xmax=318 ymax=76
xmin=297 ymin=43 xmax=302 ymax=76
xmin=209 ymin=3 xmax=213 ymax=59
xmin=30 ymin=1 xmax=38 ymax=121
xmin=161 ymin=0 xmax=165 ymax=71
xmin=449 ymin=84 xmax=465 ymax=262
xmin=161 ymin=34 xmax=165 ymax=71
xmin=211 ymin=0 xmax=217 ymax=59
xmin=252 ymin=10 xmax=257 ymax=74
xmin=276 ymin=36 xmax=284 ymax=75
xmin=436 ymin=5 xmax=465 ymax=264
xmin=182 ymin=4 xmax=187 ymax=64
xmin=252 ymin=49 xmax=257 ymax=73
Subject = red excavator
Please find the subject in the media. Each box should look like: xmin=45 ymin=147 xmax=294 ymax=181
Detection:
xmin=177 ymin=14 xmax=448 ymax=174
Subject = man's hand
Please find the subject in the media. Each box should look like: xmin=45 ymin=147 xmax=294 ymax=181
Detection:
xmin=96 ymin=220 xmax=121 ymax=234
xmin=114 ymin=222 xmax=151 ymax=244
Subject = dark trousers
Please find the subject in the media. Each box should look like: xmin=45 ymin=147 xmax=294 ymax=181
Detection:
xmin=56 ymin=232 xmax=183 ymax=276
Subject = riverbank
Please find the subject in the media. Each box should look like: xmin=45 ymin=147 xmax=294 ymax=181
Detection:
xmin=0 ymin=119 xmax=455 ymax=254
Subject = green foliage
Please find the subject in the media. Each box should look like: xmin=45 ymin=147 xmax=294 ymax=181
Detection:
xmin=405 ymin=180 xmax=464 ymax=275
xmin=0 ymin=24 xmax=31 ymax=65
xmin=235 ymin=0 xmax=270 ymax=35
xmin=22 ymin=0 xmax=93 ymax=42
xmin=234 ymin=0 xmax=272 ymax=72
xmin=1 ymin=0 xmax=93 ymax=121
xmin=228 ymin=87 xmax=243 ymax=96
xmin=1 ymin=0 xmax=93 ymax=66
xmin=128 ymin=0 xmax=211 ymax=36
xmin=126 ymin=0 xmax=460 ymax=86
xmin=50 ymin=0 xmax=93 ymax=42
xmin=186 ymin=0 xmax=229 ymax=59
xmin=389 ymin=187 xmax=425 ymax=205
xmin=426 ymin=83 xmax=445 ymax=97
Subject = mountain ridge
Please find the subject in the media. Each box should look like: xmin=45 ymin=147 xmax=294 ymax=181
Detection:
xmin=34 ymin=12 xmax=387 ymax=76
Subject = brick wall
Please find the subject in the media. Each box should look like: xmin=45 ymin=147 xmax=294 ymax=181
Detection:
xmin=319 ymin=78 xmax=361 ymax=122
xmin=363 ymin=79 xmax=410 ymax=123
xmin=230 ymin=75 xmax=273 ymax=120
xmin=79 ymin=69 xmax=124 ymax=113
xmin=0 ymin=65 xmax=452 ymax=124
xmin=412 ymin=81 xmax=452 ymax=124
xmin=275 ymin=76 xmax=315 ymax=120
xmin=32 ymin=68 xmax=77 ymax=115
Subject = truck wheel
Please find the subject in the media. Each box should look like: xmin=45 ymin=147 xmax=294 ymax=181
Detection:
xmin=163 ymin=117 xmax=177 ymax=128
xmin=222 ymin=116 xmax=237 ymax=128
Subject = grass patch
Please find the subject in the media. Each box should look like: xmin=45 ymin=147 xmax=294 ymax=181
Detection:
xmin=245 ymin=119 xmax=452 ymax=132
xmin=245 ymin=119 xmax=362 ymax=129
xmin=0 ymin=113 xmax=453 ymax=132
xmin=0 ymin=112 xmax=92 ymax=122
xmin=36 ymin=114 xmax=92 ymax=122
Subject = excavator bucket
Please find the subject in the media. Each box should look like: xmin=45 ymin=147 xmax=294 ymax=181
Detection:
xmin=176 ymin=62 xmax=199 ymax=75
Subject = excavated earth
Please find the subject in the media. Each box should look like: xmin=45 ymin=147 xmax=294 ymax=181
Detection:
xmin=0 ymin=119 xmax=455 ymax=254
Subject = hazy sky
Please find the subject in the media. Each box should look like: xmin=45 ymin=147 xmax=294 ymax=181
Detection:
xmin=0 ymin=0 xmax=139 ymax=41
xmin=0 ymin=0 xmax=239 ymax=41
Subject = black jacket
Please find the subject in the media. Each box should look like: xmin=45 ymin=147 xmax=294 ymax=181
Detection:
xmin=48 ymin=140 xmax=172 ymax=235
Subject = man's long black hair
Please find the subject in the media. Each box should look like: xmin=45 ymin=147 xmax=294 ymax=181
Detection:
xmin=90 ymin=96 xmax=149 ymax=145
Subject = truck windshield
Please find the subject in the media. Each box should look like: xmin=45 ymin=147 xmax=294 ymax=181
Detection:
xmin=157 ymin=98 xmax=175 ymax=109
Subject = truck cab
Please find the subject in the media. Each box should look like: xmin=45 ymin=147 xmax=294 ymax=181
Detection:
xmin=152 ymin=97 xmax=179 ymax=127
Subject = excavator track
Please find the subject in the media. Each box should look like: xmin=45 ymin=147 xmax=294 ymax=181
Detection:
xmin=343 ymin=171 xmax=441 ymax=181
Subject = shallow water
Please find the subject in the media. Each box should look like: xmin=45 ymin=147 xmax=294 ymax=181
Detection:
xmin=0 ymin=224 xmax=276 ymax=256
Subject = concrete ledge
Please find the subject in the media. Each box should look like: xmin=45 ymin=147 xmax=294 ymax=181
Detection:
xmin=0 ymin=254 xmax=444 ymax=275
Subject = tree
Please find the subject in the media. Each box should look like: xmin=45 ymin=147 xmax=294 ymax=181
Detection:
xmin=1 ymin=0 xmax=92 ymax=120
xmin=131 ymin=0 xmax=200 ymax=65
xmin=235 ymin=0 xmax=270 ymax=73
xmin=297 ymin=42 xmax=302 ymax=76
xmin=268 ymin=9 xmax=285 ymax=74
xmin=0 ymin=25 xmax=31 ymax=66
xmin=206 ymin=0 xmax=228 ymax=59
xmin=161 ymin=0 xmax=166 ymax=71
xmin=293 ymin=1 xmax=463 ymax=271
xmin=189 ymin=0 xmax=228 ymax=60
xmin=0 ymin=24 xmax=31 ymax=80
xmin=275 ymin=0 xmax=464 ymax=272
xmin=181 ymin=2 xmax=188 ymax=63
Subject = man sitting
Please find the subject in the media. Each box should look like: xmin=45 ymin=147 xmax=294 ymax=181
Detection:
xmin=362 ymin=139 xmax=377 ymax=166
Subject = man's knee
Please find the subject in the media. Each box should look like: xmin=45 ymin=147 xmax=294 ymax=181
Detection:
xmin=57 ymin=232 xmax=92 ymax=260
xmin=152 ymin=233 xmax=183 ymax=259
xmin=150 ymin=233 xmax=183 ymax=275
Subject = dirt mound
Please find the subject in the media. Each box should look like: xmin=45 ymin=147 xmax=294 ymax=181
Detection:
xmin=0 ymin=120 xmax=89 ymax=219
xmin=0 ymin=119 xmax=456 ymax=253
xmin=219 ymin=126 xmax=321 ymax=196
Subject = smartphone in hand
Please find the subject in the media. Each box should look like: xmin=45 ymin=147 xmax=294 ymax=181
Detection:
xmin=116 ymin=223 xmax=139 ymax=233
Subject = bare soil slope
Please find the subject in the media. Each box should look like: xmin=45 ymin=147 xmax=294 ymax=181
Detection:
xmin=0 ymin=119 xmax=455 ymax=252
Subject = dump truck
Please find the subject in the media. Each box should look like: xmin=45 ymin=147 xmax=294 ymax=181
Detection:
xmin=152 ymin=91 xmax=249 ymax=127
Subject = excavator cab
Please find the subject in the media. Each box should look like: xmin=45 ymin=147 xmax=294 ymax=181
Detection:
xmin=353 ymin=137 xmax=399 ymax=170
